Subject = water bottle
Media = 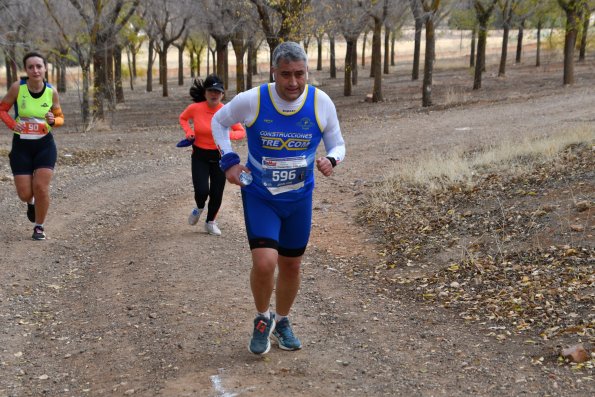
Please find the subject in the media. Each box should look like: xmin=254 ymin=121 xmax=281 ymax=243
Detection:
xmin=239 ymin=171 xmax=253 ymax=186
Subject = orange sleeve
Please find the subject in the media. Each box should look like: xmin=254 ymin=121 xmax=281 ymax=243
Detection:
xmin=229 ymin=122 xmax=246 ymax=140
xmin=0 ymin=101 xmax=17 ymax=130
xmin=179 ymin=105 xmax=195 ymax=139
xmin=51 ymin=107 xmax=64 ymax=127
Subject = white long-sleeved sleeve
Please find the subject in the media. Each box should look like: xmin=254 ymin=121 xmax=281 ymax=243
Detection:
xmin=212 ymin=88 xmax=258 ymax=155
xmin=316 ymin=90 xmax=346 ymax=164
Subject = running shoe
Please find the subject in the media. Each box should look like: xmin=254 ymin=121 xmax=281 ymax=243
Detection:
xmin=272 ymin=315 xmax=302 ymax=351
xmin=248 ymin=315 xmax=276 ymax=355
xmin=27 ymin=203 xmax=35 ymax=223
xmin=32 ymin=225 xmax=46 ymax=241
xmin=205 ymin=221 xmax=221 ymax=236
xmin=188 ymin=207 xmax=202 ymax=225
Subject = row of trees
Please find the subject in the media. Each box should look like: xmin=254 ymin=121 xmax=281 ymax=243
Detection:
xmin=0 ymin=0 xmax=592 ymax=128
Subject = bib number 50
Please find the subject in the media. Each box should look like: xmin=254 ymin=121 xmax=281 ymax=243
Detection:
xmin=272 ymin=170 xmax=296 ymax=182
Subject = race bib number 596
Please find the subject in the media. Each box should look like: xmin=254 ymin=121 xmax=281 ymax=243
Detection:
xmin=261 ymin=156 xmax=308 ymax=190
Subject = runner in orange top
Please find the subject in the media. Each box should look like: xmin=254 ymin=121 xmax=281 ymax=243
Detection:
xmin=179 ymin=75 xmax=245 ymax=236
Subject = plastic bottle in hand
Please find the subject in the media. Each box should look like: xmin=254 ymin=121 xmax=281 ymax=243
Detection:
xmin=239 ymin=171 xmax=252 ymax=186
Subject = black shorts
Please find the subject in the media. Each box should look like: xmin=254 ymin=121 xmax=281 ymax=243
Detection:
xmin=9 ymin=133 xmax=57 ymax=175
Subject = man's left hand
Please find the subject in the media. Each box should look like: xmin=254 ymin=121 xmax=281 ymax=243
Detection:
xmin=316 ymin=157 xmax=333 ymax=177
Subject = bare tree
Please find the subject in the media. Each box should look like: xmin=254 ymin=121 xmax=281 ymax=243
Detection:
xmin=332 ymin=0 xmax=368 ymax=96
xmin=410 ymin=0 xmax=455 ymax=107
xmin=557 ymin=0 xmax=588 ymax=84
xmin=203 ymin=0 xmax=253 ymax=90
xmin=143 ymin=0 xmax=190 ymax=97
xmin=473 ymin=0 xmax=498 ymax=90
xmin=68 ymin=0 xmax=139 ymax=118
xmin=578 ymin=4 xmax=592 ymax=61
xmin=530 ymin=0 xmax=559 ymax=67
xmin=497 ymin=0 xmax=516 ymax=77
xmin=0 ymin=0 xmax=45 ymax=87
xmin=362 ymin=0 xmax=389 ymax=102
xmin=383 ymin=1 xmax=410 ymax=75
xmin=249 ymin=0 xmax=312 ymax=81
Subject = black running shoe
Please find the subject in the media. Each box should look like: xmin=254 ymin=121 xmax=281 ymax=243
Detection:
xmin=27 ymin=203 xmax=35 ymax=223
xmin=32 ymin=225 xmax=46 ymax=240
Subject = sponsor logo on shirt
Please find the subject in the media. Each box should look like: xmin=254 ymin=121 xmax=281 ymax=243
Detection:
xmin=260 ymin=131 xmax=312 ymax=150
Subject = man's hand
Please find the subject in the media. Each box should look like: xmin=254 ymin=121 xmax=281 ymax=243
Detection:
xmin=224 ymin=164 xmax=251 ymax=186
xmin=316 ymin=157 xmax=333 ymax=177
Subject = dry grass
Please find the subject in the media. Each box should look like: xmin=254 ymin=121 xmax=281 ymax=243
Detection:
xmin=382 ymin=124 xmax=594 ymax=193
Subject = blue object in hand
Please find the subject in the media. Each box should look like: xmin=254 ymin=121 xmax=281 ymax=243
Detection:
xmin=176 ymin=138 xmax=194 ymax=147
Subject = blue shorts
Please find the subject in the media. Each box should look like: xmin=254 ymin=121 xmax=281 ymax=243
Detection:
xmin=241 ymin=190 xmax=312 ymax=257
xmin=9 ymin=133 xmax=57 ymax=175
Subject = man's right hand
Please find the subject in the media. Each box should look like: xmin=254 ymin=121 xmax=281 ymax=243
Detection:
xmin=225 ymin=164 xmax=251 ymax=186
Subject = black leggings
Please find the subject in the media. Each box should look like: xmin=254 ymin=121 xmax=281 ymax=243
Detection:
xmin=191 ymin=148 xmax=226 ymax=222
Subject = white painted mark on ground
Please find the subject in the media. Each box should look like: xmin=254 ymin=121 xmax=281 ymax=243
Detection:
xmin=210 ymin=368 xmax=239 ymax=397
xmin=455 ymin=127 xmax=472 ymax=131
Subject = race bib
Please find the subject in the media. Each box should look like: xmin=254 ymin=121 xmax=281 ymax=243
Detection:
xmin=261 ymin=156 xmax=308 ymax=195
xmin=19 ymin=117 xmax=48 ymax=139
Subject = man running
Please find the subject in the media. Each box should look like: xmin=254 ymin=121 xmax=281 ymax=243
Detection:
xmin=212 ymin=41 xmax=346 ymax=355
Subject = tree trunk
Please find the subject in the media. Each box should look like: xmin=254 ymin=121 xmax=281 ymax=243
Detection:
xmin=57 ymin=47 xmax=68 ymax=93
xmin=498 ymin=23 xmax=510 ymax=77
xmin=330 ymin=35 xmax=336 ymax=79
xmin=250 ymin=44 xmax=258 ymax=75
xmin=7 ymin=46 xmax=18 ymax=86
xmin=132 ymin=50 xmax=137 ymax=78
xmin=422 ymin=17 xmax=435 ymax=107
xmin=147 ymin=39 xmax=154 ymax=92
xmin=114 ymin=44 xmax=124 ymax=104
xmin=579 ymin=10 xmax=590 ymax=61
xmin=190 ymin=52 xmax=195 ymax=78
xmin=515 ymin=19 xmax=524 ymax=63
xmin=5 ymin=57 xmax=12 ymax=90
xmin=105 ymin=47 xmax=115 ymax=111
xmin=474 ymin=25 xmax=488 ymax=90
xmin=344 ymin=39 xmax=354 ymax=96
xmin=59 ymin=63 xmax=66 ymax=93
xmin=352 ymin=38 xmax=358 ymax=85
xmin=246 ymin=42 xmax=253 ymax=90
xmin=316 ymin=36 xmax=323 ymax=71
xmin=390 ymin=29 xmax=396 ymax=66
xmin=159 ymin=49 xmax=169 ymax=97
xmin=562 ymin=8 xmax=578 ymax=85
xmin=178 ymin=45 xmax=184 ymax=86
xmin=361 ymin=31 xmax=367 ymax=68
xmin=536 ymin=21 xmax=542 ymax=67
xmin=412 ymin=18 xmax=422 ymax=80
xmin=81 ymin=64 xmax=91 ymax=129
xmin=126 ymin=47 xmax=134 ymax=90
xmin=371 ymin=18 xmax=383 ymax=102
xmin=92 ymin=44 xmax=106 ymax=119
xmin=470 ymin=25 xmax=476 ymax=68
xmin=383 ymin=26 xmax=390 ymax=74
xmin=231 ymin=33 xmax=246 ymax=93
xmin=215 ymin=41 xmax=227 ymax=85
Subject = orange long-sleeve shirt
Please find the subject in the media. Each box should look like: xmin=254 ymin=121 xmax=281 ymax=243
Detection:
xmin=179 ymin=102 xmax=245 ymax=150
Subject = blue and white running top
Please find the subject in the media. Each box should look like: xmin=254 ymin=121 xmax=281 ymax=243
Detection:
xmin=212 ymin=83 xmax=345 ymax=202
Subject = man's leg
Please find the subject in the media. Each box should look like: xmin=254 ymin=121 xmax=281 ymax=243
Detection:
xmin=250 ymin=247 xmax=278 ymax=312
xmin=275 ymin=255 xmax=302 ymax=316
xmin=248 ymin=247 xmax=278 ymax=354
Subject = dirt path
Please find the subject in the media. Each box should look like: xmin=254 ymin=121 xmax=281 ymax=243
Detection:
xmin=0 ymin=59 xmax=593 ymax=396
